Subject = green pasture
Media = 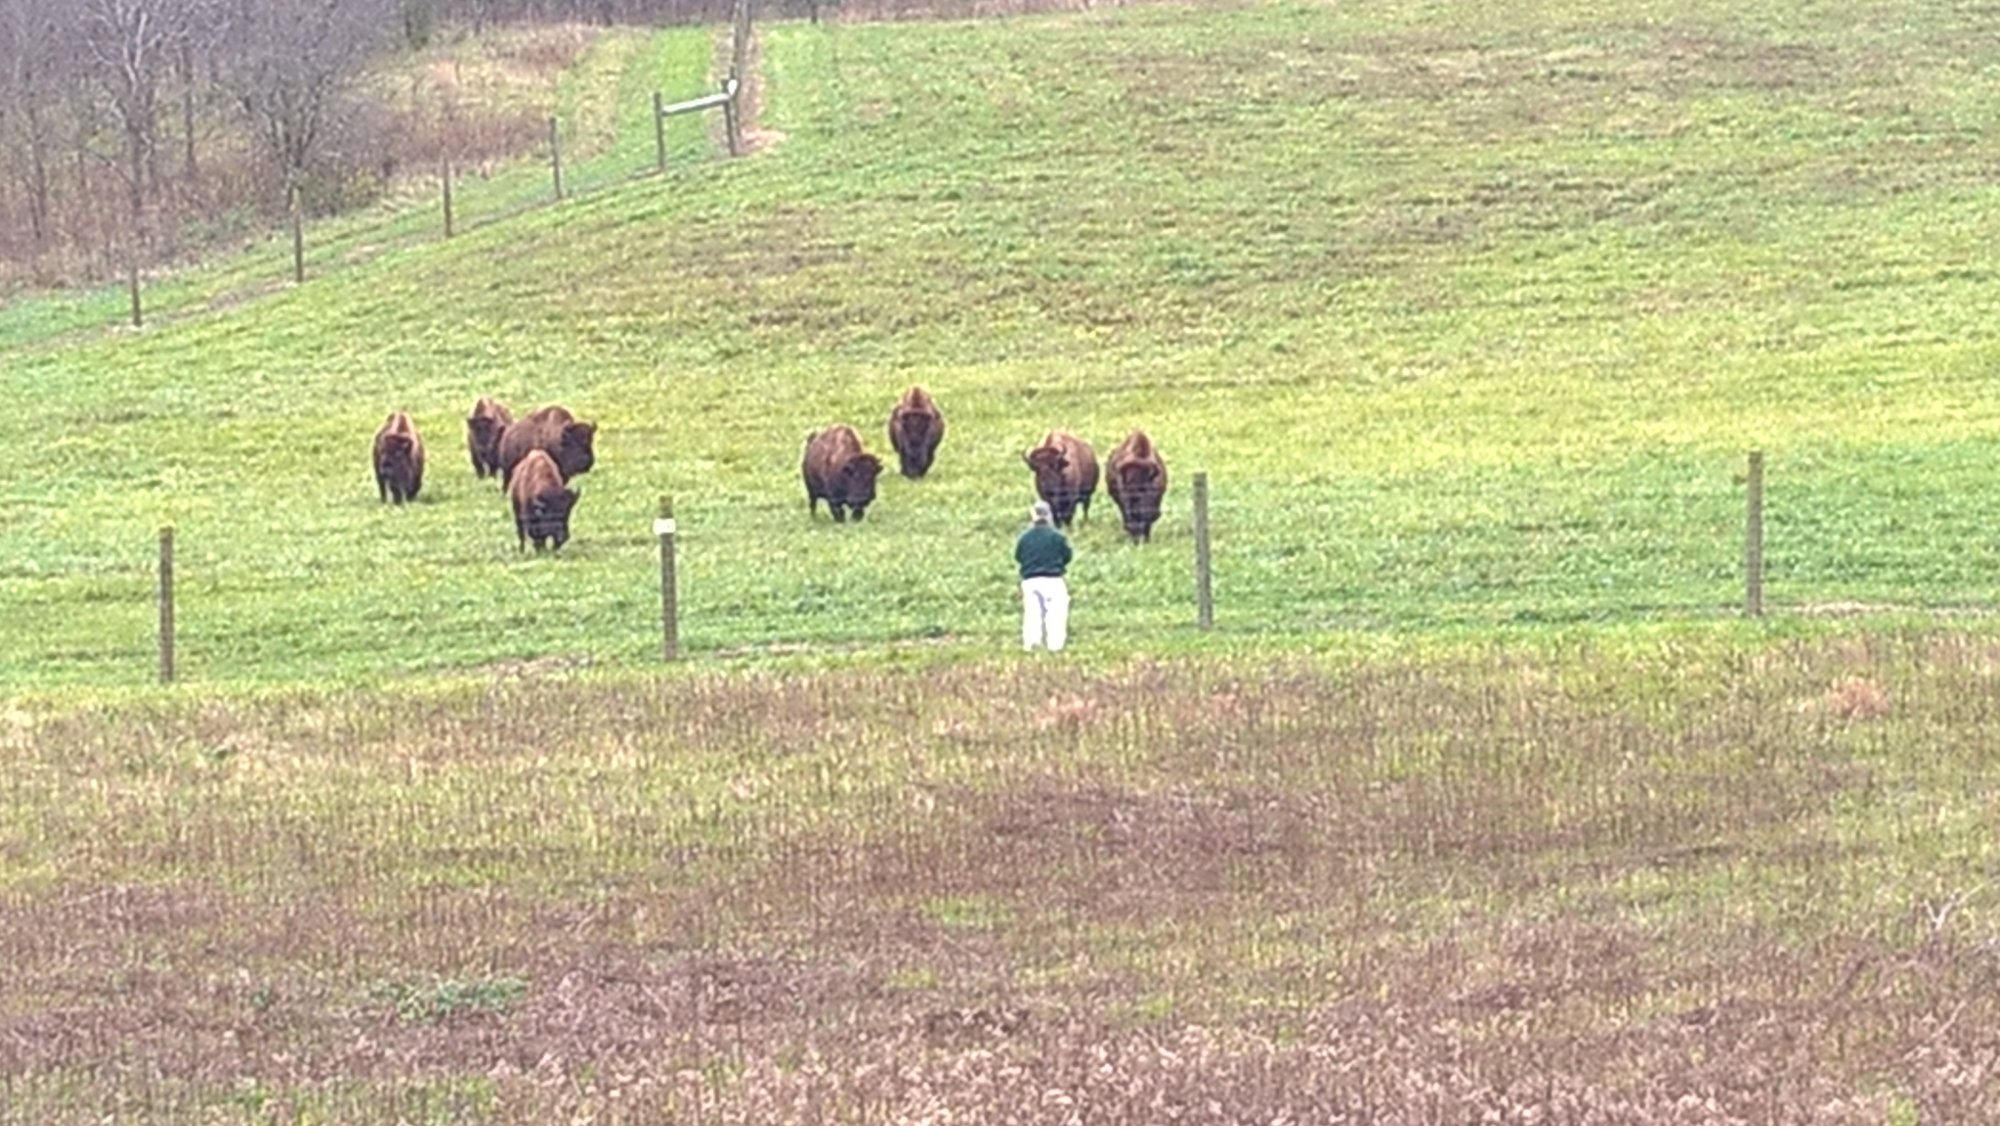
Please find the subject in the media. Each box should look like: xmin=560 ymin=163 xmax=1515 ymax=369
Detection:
xmin=8 ymin=3 xmax=2000 ymax=1117
xmin=6 ymin=0 xmax=2000 ymax=690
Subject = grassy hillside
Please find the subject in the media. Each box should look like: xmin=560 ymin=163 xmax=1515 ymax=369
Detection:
xmin=5 ymin=0 xmax=2000 ymax=690
xmin=10 ymin=5 xmax=2000 ymax=1118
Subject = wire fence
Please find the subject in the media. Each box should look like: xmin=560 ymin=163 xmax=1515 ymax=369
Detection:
xmin=6 ymin=25 xmax=736 ymax=346
xmin=15 ymin=437 xmax=2000 ymax=690
xmin=26 ymin=447 xmax=1996 ymax=690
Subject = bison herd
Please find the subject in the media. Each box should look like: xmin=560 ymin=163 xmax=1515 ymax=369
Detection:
xmin=370 ymin=383 xmax=1169 ymax=552
xmin=1017 ymin=426 xmax=1169 ymax=542
xmin=371 ymin=400 xmax=598 ymax=552
xmin=804 ymin=386 xmax=1168 ymax=541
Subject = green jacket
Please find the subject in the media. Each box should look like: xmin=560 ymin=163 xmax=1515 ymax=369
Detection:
xmin=1015 ymin=525 xmax=1072 ymax=579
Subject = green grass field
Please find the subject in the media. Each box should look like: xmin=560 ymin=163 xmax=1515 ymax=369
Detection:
xmin=9 ymin=1 xmax=2000 ymax=1119
xmin=6 ymin=0 xmax=2000 ymax=690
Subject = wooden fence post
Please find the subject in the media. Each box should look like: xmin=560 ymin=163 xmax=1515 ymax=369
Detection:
xmin=549 ymin=116 xmax=565 ymax=201
xmin=1745 ymin=450 xmax=1764 ymax=618
xmin=1193 ymin=472 xmax=1213 ymax=630
xmin=289 ymin=184 xmax=305 ymax=284
xmin=442 ymin=159 xmax=455 ymax=238
xmin=657 ymin=496 xmax=680 ymax=661
xmin=158 ymin=526 xmax=175 ymax=684
xmin=653 ymin=92 xmax=667 ymax=172
xmin=727 ymin=0 xmax=751 ymax=155
xmin=127 ymin=251 xmax=142 ymax=328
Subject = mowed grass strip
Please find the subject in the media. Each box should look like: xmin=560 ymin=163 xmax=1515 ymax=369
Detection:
xmin=4 ymin=1 xmax=2000 ymax=688
xmin=1 ymin=637 xmax=1997 ymax=1119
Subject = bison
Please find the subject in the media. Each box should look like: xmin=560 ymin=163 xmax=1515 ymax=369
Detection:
xmin=1023 ymin=431 xmax=1098 ymax=529
xmin=1106 ymin=429 xmax=1168 ymax=542
xmin=887 ymin=385 xmax=945 ymax=479
xmin=466 ymin=396 xmax=514 ymax=480
xmin=372 ymin=411 xmax=425 ymax=505
xmin=496 ymin=404 xmax=596 ymax=486
xmin=507 ymin=448 xmax=580 ymax=552
xmin=802 ymin=424 xmax=885 ymax=523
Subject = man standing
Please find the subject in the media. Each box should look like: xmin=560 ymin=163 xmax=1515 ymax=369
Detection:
xmin=1016 ymin=500 xmax=1073 ymax=651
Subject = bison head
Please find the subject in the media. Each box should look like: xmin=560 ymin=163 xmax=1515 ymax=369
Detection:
xmin=377 ymin=433 xmax=417 ymax=472
xmin=1025 ymin=445 xmax=1066 ymax=474
xmin=893 ymin=412 xmax=940 ymax=478
xmin=557 ymin=421 xmax=596 ymax=479
xmin=843 ymin=454 xmax=884 ymax=519
xmin=467 ymin=414 xmax=506 ymax=453
xmin=527 ymin=487 xmax=580 ymax=550
xmin=1032 ymin=446 xmax=1080 ymax=506
xmin=1115 ymin=462 xmax=1163 ymax=541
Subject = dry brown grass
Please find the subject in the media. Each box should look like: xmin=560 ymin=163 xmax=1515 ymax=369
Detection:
xmin=4 ymin=635 xmax=2000 ymax=1121
xmin=389 ymin=25 xmax=605 ymax=177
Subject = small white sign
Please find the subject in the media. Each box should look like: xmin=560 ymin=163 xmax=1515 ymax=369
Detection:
xmin=653 ymin=518 xmax=678 ymax=537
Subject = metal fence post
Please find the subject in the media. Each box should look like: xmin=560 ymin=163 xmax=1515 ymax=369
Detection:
xmin=658 ymin=497 xmax=680 ymax=661
xmin=1193 ymin=472 xmax=1213 ymax=630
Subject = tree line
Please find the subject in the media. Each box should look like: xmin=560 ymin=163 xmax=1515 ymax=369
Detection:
xmin=0 ymin=0 xmax=740 ymax=290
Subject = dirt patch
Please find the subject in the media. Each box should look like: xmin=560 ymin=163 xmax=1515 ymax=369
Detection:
xmin=1802 ymin=676 xmax=1893 ymax=722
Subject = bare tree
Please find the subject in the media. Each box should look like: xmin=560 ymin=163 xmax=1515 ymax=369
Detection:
xmin=172 ymin=4 xmax=225 ymax=187
xmin=221 ymin=0 xmax=394 ymax=278
xmin=77 ymin=0 xmax=201 ymax=239
xmin=0 ymin=0 xmax=75 ymax=249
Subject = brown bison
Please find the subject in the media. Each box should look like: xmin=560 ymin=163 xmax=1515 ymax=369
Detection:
xmin=802 ymin=424 xmax=884 ymax=523
xmin=507 ymin=449 xmax=580 ymax=552
xmin=496 ymin=404 xmax=596 ymax=486
xmin=887 ymin=385 xmax=945 ymax=479
xmin=1106 ymin=429 xmax=1168 ymax=542
xmin=372 ymin=411 xmax=425 ymax=505
xmin=466 ymin=396 xmax=514 ymax=480
xmin=1023 ymin=431 xmax=1098 ymax=529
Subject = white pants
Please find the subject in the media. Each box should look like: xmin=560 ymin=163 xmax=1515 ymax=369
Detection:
xmin=1021 ymin=576 xmax=1070 ymax=651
